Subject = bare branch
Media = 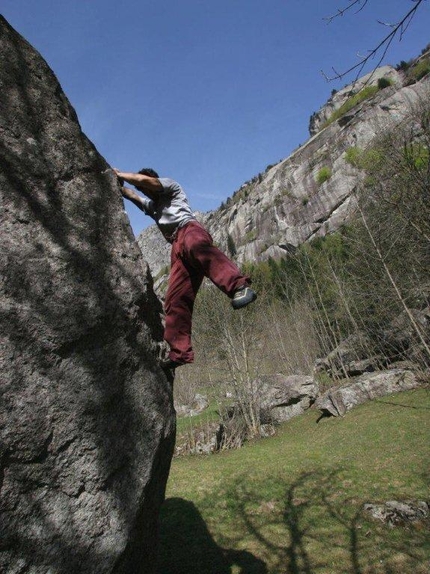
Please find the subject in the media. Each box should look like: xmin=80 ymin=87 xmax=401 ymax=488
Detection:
xmin=322 ymin=0 xmax=427 ymax=83
xmin=324 ymin=0 xmax=369 ymax=23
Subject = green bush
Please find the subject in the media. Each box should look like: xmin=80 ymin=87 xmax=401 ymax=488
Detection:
xmin=345 ymin=146 xmax=362 ymax=167
xmin=322 ymin=85 xmax=379 ymax=128
xmin=344 ymin=146 xmax=384 ymax=171
xmin=244 ymin=229 xmax=257 ymax=242
xmin=410 ymin=58 xmax=430 ymax=81
xmin=316 ymin=166 xmax=332 ymax=185
xmin=377 ymin=77 xmax=392 ymax=89
xmin=403 ymin=143 xmax=430 ymax=170
xmin=396 ymin=59 xmax=411 ymax=72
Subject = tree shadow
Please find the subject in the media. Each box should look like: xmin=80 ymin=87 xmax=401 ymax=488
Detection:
xmin=157 ymin=498 xmax=268 ymax=574
xmin=197 ymin=470 xmax=429 ymax=574
xmin=374 ymin=397 xmax=430 ymax=410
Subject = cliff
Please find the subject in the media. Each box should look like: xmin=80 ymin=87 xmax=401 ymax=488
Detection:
xmin=138 ymin=51 xmax=430 ymax=282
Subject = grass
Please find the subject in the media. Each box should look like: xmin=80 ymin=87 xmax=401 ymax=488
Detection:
xmin=408 ymin=58 xmax=430 ymax=82
xmin=316 ymin=166 xmax=332 ymax=185
xmin=176 ymin=401 xmax=221 ymax=434
xmin=322 ymin=86 xmax=379 ymax=129
xmin=158 ymin=389 xmax=430 ymax=573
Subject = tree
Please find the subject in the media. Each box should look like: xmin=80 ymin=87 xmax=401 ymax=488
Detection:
xmin=345 ymin=90 xmax=430 ymax=363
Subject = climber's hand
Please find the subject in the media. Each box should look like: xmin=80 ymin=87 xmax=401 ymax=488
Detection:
xmin=113 ymin=168 xmax=124 ymax=185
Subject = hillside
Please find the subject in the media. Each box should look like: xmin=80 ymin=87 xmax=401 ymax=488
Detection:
xmin=138 ymin=49 xmax=430 ymax=283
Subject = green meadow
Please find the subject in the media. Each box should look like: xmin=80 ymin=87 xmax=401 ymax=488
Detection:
xmin=158 ymin=389 xmax=429 ymax=574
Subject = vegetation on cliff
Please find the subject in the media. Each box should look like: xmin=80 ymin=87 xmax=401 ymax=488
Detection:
xmin=174 ymin=95 xmax=430 ymax=442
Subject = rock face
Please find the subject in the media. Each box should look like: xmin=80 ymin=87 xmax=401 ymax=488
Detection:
xmin=0 ymin=16 xmax=175 ymax=574
xmin=258 ymin=374 xmax=319 ymax=422
xmin=308 ymin=66 xmax=403 ymax=136
xmin=315 ymin=369 xmax=421 ymax=417
xmin=314 ymin=332 xmax=384 ymax=378
xmin=175 ymin=393 xmax=209 ymax=418
xmin=138 ymin=58 xmax=430 ymax=282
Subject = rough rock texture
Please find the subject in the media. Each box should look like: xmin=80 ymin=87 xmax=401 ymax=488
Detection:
xmin=382 ymin=307 xmax=430 ymax=363
xmin=314 ymin=332 xmax=384 ymax=378
xmin=308 ymin=66 xmax=403 ymax=136
xmin=175 ymin=393 xmax=209 ymax=418
xmin=363 ymin=501 xmax=429 ymax=527
xmin=138 ymin=63 xmax=430 ymax=282
xmin=258 ymin=374 xmax=319 ymax=422
xmin=315 ymin=369 xmax=422 ymax=417
xmin=175 ymin=422 xmax=223 ymax=457
xmin=0 ymin=17 xmax=175 ymax=574
xmin=136 ymin=227 xmax=171 ymax=294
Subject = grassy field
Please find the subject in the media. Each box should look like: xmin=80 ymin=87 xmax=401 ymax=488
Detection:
xmin=157 ymin=389 xmax=429 ymax=574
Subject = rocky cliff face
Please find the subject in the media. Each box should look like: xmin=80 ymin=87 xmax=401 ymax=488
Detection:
xmin=138 ymin=54 xmax=429 ymax=282
xmin=0 ymin=16 xmax=175 ymax=574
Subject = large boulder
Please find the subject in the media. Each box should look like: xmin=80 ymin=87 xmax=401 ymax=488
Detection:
xmin=0 ymin=16 xmax=175 ymax=574
xmin=316 ymin=369 xmax=422 ymax=417
xmin=381 ymin=307 xmax=430 ymax=364
xmin=258 ymin=374 xmax=319 ymax=422
xmin=314 ymin=331 xmax=384 ymax=378
xmin=175 ymin=393 xmax=209 ymax=418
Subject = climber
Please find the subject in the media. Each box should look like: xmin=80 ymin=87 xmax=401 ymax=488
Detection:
xmin=113 ymin=167 xmax=257 ymax=370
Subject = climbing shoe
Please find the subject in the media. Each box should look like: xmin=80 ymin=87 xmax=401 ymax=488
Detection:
xmin=231 ymin=286 xmax=257 ymax=310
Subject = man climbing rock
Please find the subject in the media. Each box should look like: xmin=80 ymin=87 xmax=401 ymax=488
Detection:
xmin=114 ymin=168 xmax=257 ymax=370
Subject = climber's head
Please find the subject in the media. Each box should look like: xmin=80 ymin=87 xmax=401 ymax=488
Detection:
xmin=138 ymin=168 xmax=159 ymax=179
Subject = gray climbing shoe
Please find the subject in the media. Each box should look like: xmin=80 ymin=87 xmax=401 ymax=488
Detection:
xmin=231 ymin=286 xmax=257 ymax=309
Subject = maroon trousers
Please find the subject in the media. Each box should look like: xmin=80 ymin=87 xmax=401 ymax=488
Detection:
xmin=164 ymin=221 xmax=249 ymax=364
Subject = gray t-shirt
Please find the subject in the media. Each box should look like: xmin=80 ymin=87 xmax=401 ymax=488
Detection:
xmin=139 ymin=178 xmax=196 ymax=241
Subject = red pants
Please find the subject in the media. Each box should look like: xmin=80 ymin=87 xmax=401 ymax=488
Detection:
xmin=164 ymin=221 xmax=249 ymax=364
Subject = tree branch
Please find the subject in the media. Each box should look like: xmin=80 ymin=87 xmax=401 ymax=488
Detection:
xmin=322 ymin=0 xmax=427 ymax=83
xmin=324 ymin=0 xmax=369 ymax=23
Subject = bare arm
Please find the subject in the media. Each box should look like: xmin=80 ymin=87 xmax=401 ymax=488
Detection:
xmin=120 ymin=185 xmax=147 ymax=211
xmin=113 ymin=169 xmax=163 ymax=195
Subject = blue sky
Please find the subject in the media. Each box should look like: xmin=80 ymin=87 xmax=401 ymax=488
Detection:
xmin=2 ymin=1 xmax=429 ymax=234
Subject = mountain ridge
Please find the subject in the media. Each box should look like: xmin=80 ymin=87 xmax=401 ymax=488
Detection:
xmin=137 ymin=48 xmax=430 ymax=286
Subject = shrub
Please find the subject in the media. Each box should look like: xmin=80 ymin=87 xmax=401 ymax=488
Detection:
xmin=244 ymin=229 xmax=257 ymax=242
xmin=345 ymin=146 xmax=362 ymax=167
xmin=403 ymin=143 xmax=430 ymax=170
xmin=410 ymin=58 xmax=430 ymax=81
xmin=322 ymin=85 xmax=379 ymax=128
xmin=377 ymin=77 xmax=392 ymax=90
xmin=396 ymin=60 xmax=411 ymax=72
xmin=316 ymin=166 xmax=332 ymax=185
xmin=227 ymin=233 xmax=237 ymax=257
xmin=345 ymin=146 xmax=384 ymax=171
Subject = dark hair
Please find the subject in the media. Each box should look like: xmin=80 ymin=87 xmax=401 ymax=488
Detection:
xmin=138 ymin=168 xmax=159 ymax=178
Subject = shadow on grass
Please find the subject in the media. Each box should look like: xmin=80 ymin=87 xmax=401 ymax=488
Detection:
xmin=166 ymin=471 xmax=429 ymax=574
xmin=157 ymin=497 xmax=268 ymax=574
xmin=374 ymin=398 xmax=430 ymax=410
